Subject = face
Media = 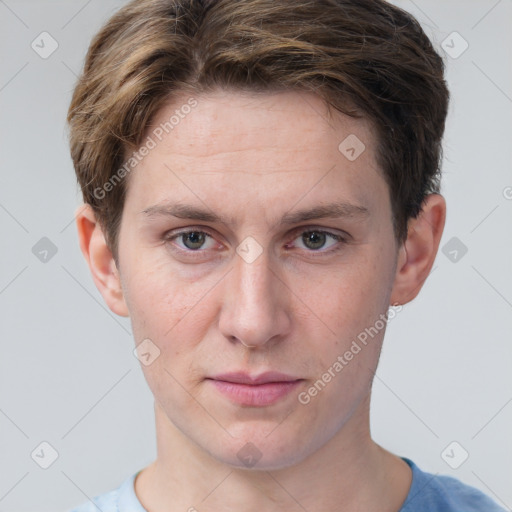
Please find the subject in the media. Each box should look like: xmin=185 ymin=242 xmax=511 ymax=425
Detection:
xmin=115 ymin=89 xmax=400 ymax=469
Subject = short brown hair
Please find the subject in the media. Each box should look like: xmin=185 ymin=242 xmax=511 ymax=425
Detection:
xmin=67 ymin=0 xmax=449 ymax=262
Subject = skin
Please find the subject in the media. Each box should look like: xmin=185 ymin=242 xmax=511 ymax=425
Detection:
xmin=76 ymin=89 xmax=446 ymax=511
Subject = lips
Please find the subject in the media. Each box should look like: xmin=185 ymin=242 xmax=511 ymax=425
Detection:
xmin=209 ymin=371 xmax=301 ymax=385
xmin=206 ymin=371 xmax=304 ymax=407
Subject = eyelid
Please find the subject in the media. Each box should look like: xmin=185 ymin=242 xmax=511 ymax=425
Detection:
xmin=285 ymin=227 xmax=348 ymax=255
xmin=164 ymin=227 xmax=219 ymax=249
xmin=287 ymin=225 xmax=349 ymax=241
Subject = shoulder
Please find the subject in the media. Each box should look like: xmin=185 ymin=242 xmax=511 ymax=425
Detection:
xmin=400 ymin=457 xmax=507 ymax=512
xmin=68 ymin=489 xmax=118 ymax=512
xmin=67 ymin=471 xmax=141 ymax=512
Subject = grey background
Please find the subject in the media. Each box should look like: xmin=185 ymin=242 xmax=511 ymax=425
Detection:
xmin=0 ymin=1 xmax=511 ymax=511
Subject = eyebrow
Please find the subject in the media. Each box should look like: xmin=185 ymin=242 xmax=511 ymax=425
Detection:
xmin=141 ymin=200 xmax=370 ymax=227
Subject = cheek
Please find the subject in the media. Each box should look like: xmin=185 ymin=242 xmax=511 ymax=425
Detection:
xmin=305 ymin=267 xmax=389 ymax=416
xmin=322 ymin=256 xmax=393 ymax=335
xmin=124 ymin=265 xmax=212 ymax=407
xmin=304 ymin=246 xmax=395 ymax=392
xmin=121 ymin=257 xmax=223 ymax=378
xmin=122 ymin=250 xmax=192 ymax=328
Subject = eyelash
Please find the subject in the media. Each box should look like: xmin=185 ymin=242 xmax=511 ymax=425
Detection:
xmin=163 ymin=227 xmax=349 ymax=259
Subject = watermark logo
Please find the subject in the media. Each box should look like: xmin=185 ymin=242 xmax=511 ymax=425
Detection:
xmin=31 ymin=441 xmax=59 ymax=469
xmin=442 ymin=236 xmax=468 ymax=263
xmin=236 ymin=236 xmax=264 ymax=264
xmin=237 ymin=442 xmax=263 ymax=468
xmin=32 ymin=237 xmax=58 ymax=263
xmin=338 ymin=134 xmax=366 ymax=161
xmin=441 ymin=441 xmax=469 ymax=469
xmin=31 ymin=31 xmax=58 ymax=59
xmin=133 ymin=338 xmax=161 ymax=366
xmin=441 ymin=32 xmax=469 ymax=59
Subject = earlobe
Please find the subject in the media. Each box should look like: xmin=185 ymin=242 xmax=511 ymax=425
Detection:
xmin=75 ymin=204 xmax=130 ymax=317
xmin=390 ymin=194 xmax=446 ymax=306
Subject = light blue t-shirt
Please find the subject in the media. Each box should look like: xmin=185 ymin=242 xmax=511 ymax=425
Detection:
xmin=68 ymin=457 xmax=507 ymax=511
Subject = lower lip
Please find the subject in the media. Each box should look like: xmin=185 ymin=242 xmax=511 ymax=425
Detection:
xmin=208 ymin=379 xmax=303 ymax=406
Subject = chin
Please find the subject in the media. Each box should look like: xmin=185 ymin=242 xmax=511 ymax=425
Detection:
xmin=204 ymin=425 xmax=314 ymax=471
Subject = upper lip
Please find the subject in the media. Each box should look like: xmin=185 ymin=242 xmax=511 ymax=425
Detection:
xmin=208 ymin=371 xmax=302 ymax=385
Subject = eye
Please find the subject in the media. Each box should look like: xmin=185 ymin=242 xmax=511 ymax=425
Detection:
xmin=289 ymin=229 xmax=346 ymax=252
xmin=165 ymin=230 xmax=217 ymax=251
xmin=163 ymin=227 xmax=348 ymax=259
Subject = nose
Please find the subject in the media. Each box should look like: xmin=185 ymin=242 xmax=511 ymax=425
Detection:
xmin=218 ymin=248 xmax=291 ymax=349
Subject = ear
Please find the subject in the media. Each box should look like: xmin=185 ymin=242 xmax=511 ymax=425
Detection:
xmin=390 ymin=193 xmax=446 ymax=306
xmin=75 ymin=204 xmax=129 ymax=317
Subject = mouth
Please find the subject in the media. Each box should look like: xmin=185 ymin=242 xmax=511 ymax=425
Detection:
xmin=206 ymin=372 xmax=304 ymax=407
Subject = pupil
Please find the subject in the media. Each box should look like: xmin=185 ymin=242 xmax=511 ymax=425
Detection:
xmin=184 ymin=232 xmax=205 ymax=250
xmin=303 ymin=231 xmax=325 ymax=250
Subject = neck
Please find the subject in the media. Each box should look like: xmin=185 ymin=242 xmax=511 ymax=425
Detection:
xmin=135 ymin=396 xmax=412 ymax=512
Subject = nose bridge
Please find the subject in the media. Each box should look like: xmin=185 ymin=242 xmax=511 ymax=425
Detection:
xmin=234 ymin=250 xmax=275 ymax=307
xmin=219 ymin=247 xmax=289 ymax=347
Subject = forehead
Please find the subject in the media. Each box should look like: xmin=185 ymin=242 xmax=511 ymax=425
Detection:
xmin=124 ymin=89 xmax=388 ymax=219
xmin=146 ymin=89 xmax=375 ymax=162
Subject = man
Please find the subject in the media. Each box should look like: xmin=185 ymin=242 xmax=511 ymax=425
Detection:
xmin=67 ymin=0 xmax=506 ymax=510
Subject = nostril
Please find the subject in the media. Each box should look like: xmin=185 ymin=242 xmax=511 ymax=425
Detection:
xmin=240 ymin=338 xmax=257 ymax=348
